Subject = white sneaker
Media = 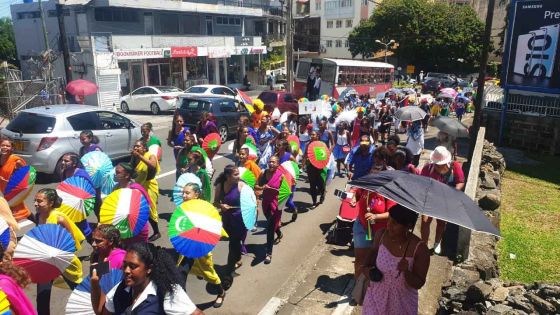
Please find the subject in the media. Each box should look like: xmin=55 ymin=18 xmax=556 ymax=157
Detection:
xmin=433 ymin=242 xmax=442 ymax=255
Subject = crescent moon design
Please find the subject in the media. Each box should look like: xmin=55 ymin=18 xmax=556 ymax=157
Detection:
xmin=175 ymin=214 xmax=188 ymax=233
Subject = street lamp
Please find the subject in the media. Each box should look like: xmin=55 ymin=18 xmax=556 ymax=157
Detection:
xmin=375 ymin=39 xmax=395 ymax=63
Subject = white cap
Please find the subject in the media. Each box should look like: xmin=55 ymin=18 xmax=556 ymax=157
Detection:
xmin=430 ymin=146 xmax=452 ymax=165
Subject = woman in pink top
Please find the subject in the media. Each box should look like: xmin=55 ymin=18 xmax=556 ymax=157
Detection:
xmin=361 ymin=204 xmax=430 ymax=315
xmin=0 ymin=245 xmax=37 ymax=315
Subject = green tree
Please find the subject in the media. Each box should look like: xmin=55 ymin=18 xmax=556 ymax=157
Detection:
xmin=349 ymin=0 xmax=485 ymax=73
xmin=0 ymin=17 xmax=17 ymax=64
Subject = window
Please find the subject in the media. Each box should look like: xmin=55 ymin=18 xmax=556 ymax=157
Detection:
xmin=67 ymin=112 xmax=100 ymax=131
xmin=346 ymin=19 xmax=353 ymax=28
xmin=186 ymin=86 xmax=208 ymax=94
xmin=362 ymin=0 xmax=368 ymax=5
xmin=219 ymin=100 xmax=237 ymax=112
xmin=315 ymin=0 xmax=322 ymax=10
xmin=211 ymin=87 xmax=235 ymax=96
xmin=16 ymin=11 xmax=41 ymax=19
xmin=326 ymin=40 xmax=333 ymax=47
xmin=335 ymin=40 xmax=342 ymax=47
xmin=336 ymin=20 xmax=342 ymax=28
xmin=327 ymin=21 xmax=333 ymax=28
xmin=345 ymin=39 xmax=349 ymax=47
xmin=341 ymin=0 xmax=352 ymax=6
xmin=94 ymin=8 xmax=138 ymax=22
xmin=7 ymin=113 xmax=56 ymax=134
xmin=216 ymin=16 xmax=241 ymax=25
xmin=47 ymin=9 xmax=70 ymax=17
xmin=98 ymin=112 xmax=129 ymax=130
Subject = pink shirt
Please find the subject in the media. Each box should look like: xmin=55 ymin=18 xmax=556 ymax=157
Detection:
xmin=420 ymin=161 xmax=464 ymax=186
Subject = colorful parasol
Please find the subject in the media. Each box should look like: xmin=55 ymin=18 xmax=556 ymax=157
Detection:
xmin=3 ymin=165 xmax=36 ymax=207
xmin=0 ymin=289 xmax=10 ymax=314
xmin=0 ymin=218 xmax=10 ymax=253
xmin=169 ymin=199 xmax=225 ymax=259
xmin=240 ymin=184 xmax=257 ymax=230
xmin=65 ymin=270 xmax=123 ymax=315
xmin=100 ymin=188 xmax=150 ymax=239
xmin=191 ymin=146 xmax=214 ymax=178
xmin=173 ymin=173 xmax=203 ymax=207
xmin=241 ymin=143 xmax=258 ymax=160
xmin=280 ymin=161 xmax=300 ymax=183
xmin=56 ymin=175 xmax=96 ymax=222
xmin=287 ymin=135 xmax=300 ymax=155
xmin=148 ymin=144 xmax=163 ymax=161
xmin=202 ymin=133 xmax=222 ymax=159
xmin=13 ymin=225 xmax=76 ymax=284
xmin=246 ymin=135 xmax=257 ymax=146
xmin=298 ymin=97 xmax=309 ymax=103
xmin=307 ymin=141 xmax=331 ymax=169
xmin=440 ymin=88 xmax=458 ymax=98
xmin=101 ymin=167 xmax=117 ymax=198
xmin=65 ymin=79 xmax=98 ymax=97
xmin=81 ymin=151 xmax=113 ymax=189
xmin=238 ymin=167 xmax=257 ymax=188
xmin=277 ymin=177 xmax=292 ymax=209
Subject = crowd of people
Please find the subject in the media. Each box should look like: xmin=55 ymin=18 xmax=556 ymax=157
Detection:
xmin=0 ymin=83 xmax=472 ymax=315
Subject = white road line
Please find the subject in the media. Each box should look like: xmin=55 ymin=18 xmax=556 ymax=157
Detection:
xmin=155 ymin=155 xmax=224 ymax=180
xmin=258 ymin=297 xmax=286 ymax=315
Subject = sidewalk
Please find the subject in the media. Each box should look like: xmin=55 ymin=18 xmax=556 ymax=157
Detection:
xmin=272 ymin=116 xmax=472 ymax=315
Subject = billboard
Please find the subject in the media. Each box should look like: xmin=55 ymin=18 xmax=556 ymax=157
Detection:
xmin=503 ymin=0 xmax=560 ymax=92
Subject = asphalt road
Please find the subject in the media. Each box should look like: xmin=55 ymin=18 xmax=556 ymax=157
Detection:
xmin=21 ymin=113 xmax=345 ymax=315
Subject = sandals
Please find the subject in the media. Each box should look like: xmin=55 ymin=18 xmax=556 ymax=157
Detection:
xmin=148 ymin=233 xmax=161 ymax=242
xmin=264 ymin=255 xmax=272 ymax=264
xmin=235 ymin=261 xmax=243 ymax=269
xmin=214 ymin=292 xmax=226 ymax=308
xmin=274 ymin=231 xmax=283 ymax=245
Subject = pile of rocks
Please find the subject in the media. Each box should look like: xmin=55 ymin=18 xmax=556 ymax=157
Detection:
xmin=476 ymin=140 xmax=506 ymax=214
xmin=438 ymin=269 xmax=560 ymax=314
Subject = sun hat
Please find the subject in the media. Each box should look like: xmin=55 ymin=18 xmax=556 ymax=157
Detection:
xmin=430 ymin=146 xmax=452 ymax=165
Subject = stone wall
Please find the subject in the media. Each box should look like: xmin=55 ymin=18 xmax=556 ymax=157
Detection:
xmin=437 ymin=141 xmax=560 ymax=314
xmin=483 ymin=110 xmax=560 ymax=156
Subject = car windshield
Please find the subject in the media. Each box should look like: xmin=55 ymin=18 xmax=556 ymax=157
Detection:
xmin=259 ymin=92 xmax=277 ymax=103
xmin=156 ymin=86 xmax=182 ymax=93
xmin=186 ymin=87 xmax=208 ymax=93
xmin=6 ymin=112 xmax=56 ymax=134
xmin=181 ymin=99 xmax=211 ymax=111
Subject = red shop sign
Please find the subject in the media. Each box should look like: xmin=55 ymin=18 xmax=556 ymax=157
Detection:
xmin=171 ymin=46 xmax=198 ymax=58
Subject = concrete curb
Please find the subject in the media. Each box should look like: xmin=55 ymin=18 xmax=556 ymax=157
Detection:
xmin=257 ymin=225 xmax=333 ymax=315
xmin=331 ymin=278 xmax=356 ymax=315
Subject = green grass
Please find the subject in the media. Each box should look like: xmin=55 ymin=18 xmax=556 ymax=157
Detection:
xmin=497 ymin=155 xmax=560 ymax=283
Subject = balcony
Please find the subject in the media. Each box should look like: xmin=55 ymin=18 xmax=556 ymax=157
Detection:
xmin=324 ymin=0 xmax=354 ymax=19
xmin=110 ymin=34 xmax=263 ymax=49
xmin=94 ymin=0 xmax=264 ymax=17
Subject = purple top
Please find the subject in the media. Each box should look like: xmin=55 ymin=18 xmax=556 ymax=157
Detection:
xmin=223 ymin=183 xmax=241 ymax=208
xmin=279 ymin=152 xmax=292 ymax=164
xmin=79 ymin=144 xmax=102 ymax=158
xmin=198 ymin=121 xmax=218 ymax=139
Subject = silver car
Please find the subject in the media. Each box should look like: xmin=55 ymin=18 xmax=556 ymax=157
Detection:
xmin=0 ymin=105 xmax=142 ymax=175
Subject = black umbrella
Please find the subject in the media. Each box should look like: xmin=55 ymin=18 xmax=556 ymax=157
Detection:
xmin=348 ymin=171 xmax=500 ymax=237
xmin=394 ymin=106 xmax=427 ymax=122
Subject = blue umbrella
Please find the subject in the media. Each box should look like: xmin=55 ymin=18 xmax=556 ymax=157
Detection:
xmin=0 ymin=218 xmax=11 ymax=251
xmin=100 ymin=269 xmax=124 ymax=294
xmin=81 ymin=151 xmax=113 ymax=189
xmin=101 ymin=167 xmax=117 ymax=198
xmin=173 ymin=173 xmax=203 ymax=206
xmin=240 ymin=184 xmax=257 ymax=230
xmin=65 ymin=270 xmax=123 ymax=314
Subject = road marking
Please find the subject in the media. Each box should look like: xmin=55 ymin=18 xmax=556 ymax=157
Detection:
xmin=155 ymin=155 xmax=224 ymax=180
xmin=258 ymin=297 xmax=286 ymax=315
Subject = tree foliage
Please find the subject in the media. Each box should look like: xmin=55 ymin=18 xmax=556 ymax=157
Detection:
xmin=348 ymin=0 xmax=485 ymax=73
xmin=0 ymin=17 xmax=17 ymax=64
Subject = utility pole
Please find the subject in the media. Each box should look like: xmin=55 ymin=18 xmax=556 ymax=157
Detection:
xmin=38 ymin=0 xmax=49 ymax=51
xmin=57 ymin=3 xmax=73 ymax=83
xmin=286 ymin=0 xmax=293 ymax=92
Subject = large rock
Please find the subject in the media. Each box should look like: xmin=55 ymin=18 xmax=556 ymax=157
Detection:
xmin=451 ymin=267 xmax=481 ymax=289
xmin=539 ymin=285 xmax=560 ymax=299
xmin=480 ymin=171 xmax=497 ymax=189
xmin=486 ymin=304 xmax=516 ymax=315
xmin=489 ymin=286 xmax=509 ymax=302
xmin=506 ymin=295 xmax=535 ymax=313
xmin=466 ymin=281 xmax=493 ymax=304
xmin=525 ymin=292 xmax=557 ymax=314
xmin=478 ymin=189 xmax=501 ymax=211
xmin=445 ymin=286 xmax=467 ymax=302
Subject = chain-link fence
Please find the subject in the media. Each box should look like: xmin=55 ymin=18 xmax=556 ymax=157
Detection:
xmin=482 ymin=85 xmax=560 ymax=118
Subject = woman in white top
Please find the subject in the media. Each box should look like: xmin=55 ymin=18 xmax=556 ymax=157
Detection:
xmin=333 ymin=122 xmax=352 ymax=176
xmin=298 ymin=118 xmax=311 ymax=155
xmin=405 ymin=120 xmax=424 ymax=167
xmin=92 ymin=242 xmax=203 ymax=315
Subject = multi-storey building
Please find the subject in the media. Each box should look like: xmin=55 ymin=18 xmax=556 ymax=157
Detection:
xmin=11 ymin=0 xmax=285 ymax=107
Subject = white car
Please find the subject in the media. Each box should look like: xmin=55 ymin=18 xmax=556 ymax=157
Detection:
xmin=183 ymin=85 xmax=241 ymax=101
xmin=120 ymin=86 xmax=182 ymax=115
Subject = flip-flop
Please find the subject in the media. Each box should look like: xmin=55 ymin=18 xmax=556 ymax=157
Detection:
xmin=214 ymin=292 xmax=226 ymax=308
xmin=264 ymin=255 xmax=272 ymax=264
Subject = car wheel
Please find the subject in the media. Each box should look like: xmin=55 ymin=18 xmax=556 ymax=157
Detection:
xmin=150 ymin=102 xmax=160 ymax=115
xmin=219 ymin=125 xmax=228 ymax=143
xmin=121 ymin=101 xmax=129 ymax=113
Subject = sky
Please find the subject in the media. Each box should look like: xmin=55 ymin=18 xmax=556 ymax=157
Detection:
xmin=1 ymin=0 xmax=18 ymax=19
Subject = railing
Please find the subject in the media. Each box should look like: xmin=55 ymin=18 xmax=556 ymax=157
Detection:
xmin=482 ymin=85 xmax=560 ymax=118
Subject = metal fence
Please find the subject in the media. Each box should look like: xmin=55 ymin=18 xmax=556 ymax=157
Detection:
xmin=483 ymin=85 xmax=560 ymax=118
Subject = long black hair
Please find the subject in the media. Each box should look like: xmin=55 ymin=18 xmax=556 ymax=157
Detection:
xmin=126 ymin=242 xmax=183 ymax=297
xmin=214 ymin=164 xmax=237 ymax=187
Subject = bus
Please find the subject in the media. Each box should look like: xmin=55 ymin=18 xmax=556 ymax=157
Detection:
xmin=294 ymin=58 xmax=394 ymax=99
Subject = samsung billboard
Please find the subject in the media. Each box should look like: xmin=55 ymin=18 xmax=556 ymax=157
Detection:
xmin=503 ymin=0 xmax=560 ymax=93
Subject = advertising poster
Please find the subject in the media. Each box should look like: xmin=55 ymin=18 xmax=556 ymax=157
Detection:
xmin=504 ymin=0 xmax=560 ymax=92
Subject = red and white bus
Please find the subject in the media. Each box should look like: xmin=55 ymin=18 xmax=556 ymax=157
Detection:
xmin=294 ymin=58 xmax=394 ymax=99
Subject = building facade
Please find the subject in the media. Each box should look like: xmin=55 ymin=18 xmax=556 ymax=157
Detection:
xmin=11 ymin=0 xmax=285 ymax=108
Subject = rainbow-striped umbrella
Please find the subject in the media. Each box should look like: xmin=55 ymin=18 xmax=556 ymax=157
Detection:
xmin=287 ymin=135 xmax=300 ymax=155
xmin=81 ymin=151 xmax=113 ymax=189
xmin=0 ymin=218 xmax=10 ymax=258
xmin=169 ymin=199 xmax=225 ymax=259
xmin=56 ymin=175 xmax=96 ymax=222
xmin=202 ymin=133 xmax=222 ymax=159
xmin=3 ymin=165 xmax=36 ymax=207
xmin=238 ymin=167 xmax=256 ymax=188
xmin=241 ymin=143 xmax=258 ymax=160
xmin=100 ymin=188 xmax=150 ymax=239
xmin=173 ymin=173 xmax=202 ymax=207
xmin=66 ymin=269 xmax=123 ymax=315
xmin=0 ymin=289 xmax=10 ymax=314
xmin=13 ymin=225 xmax=76 ymax=284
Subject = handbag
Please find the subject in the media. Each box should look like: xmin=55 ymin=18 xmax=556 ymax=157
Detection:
xmin=342 ymin=145 xmax=351 ymax=153
xmin=351 ymin=273 xmax=369 ymax=305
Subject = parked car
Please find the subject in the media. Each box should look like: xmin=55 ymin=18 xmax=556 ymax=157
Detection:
xmin=257 ymin=91 xmax=298 ymax=114
xmin=183 ymin=85 xmax=239 ymax=100
xmin=176 ymin=96 xmax=249 ymax=143
xmin=0 ymin=105 xmax=142 ymax=175
xmin=120 ymin=86 xmax=182 ymax=115
xmin=421 ymin=79 xmax=443 ymax=94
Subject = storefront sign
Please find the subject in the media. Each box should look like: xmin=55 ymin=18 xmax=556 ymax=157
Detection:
xmin=208 ymin=47 xmax=230 ymax=58
xmin=250 ymin=47 xmax=265 ymax=54
xmin=114 ymin=48 xmax=170 ymax=60
xmin=171 ymin=46 xmax=198 ymax=58
xmin=234 ymin=36 xmax=254 ymax=46
xmin=503 ymin=0 xmax=560 ymax=92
